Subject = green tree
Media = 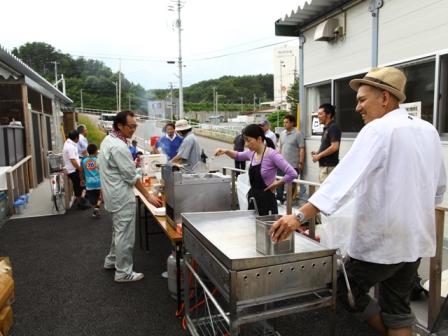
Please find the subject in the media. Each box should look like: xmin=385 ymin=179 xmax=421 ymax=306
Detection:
xmin=267 ymin=110 xmax=289 ymax=129
xmin=286 ymin=76 xmax=300 ymax=115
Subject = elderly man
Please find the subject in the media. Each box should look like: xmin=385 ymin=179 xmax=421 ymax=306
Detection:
xmin=270 ymin=67 xmax=446 ymax=336
xmin=77 ymin=124 xmax=88 ymax=160
xmin=259 ymin=120 xmax=277 ymax=144
xmin=100 ymin=110 xmax=162 ymax=282
xmin=171 ymin=119 xmax=201 ymax=168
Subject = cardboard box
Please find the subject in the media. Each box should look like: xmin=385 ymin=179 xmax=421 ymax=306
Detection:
xmin=0 ymin=275 xmax=13 ymax=309
xmin=0 ymin=306 xmax=13 ymax=336
xmin=0 ymin=258 xmax=12 ymax=278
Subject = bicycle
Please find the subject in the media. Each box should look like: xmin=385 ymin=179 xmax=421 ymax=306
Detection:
xmin=47 ymin=151 xmax=66 ymax=214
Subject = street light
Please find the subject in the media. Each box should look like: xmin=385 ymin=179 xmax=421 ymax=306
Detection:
xmin=278 ymin=60 xmax=285 ymax=127
xmin=112 ymin=82 xmax=118 ymax=111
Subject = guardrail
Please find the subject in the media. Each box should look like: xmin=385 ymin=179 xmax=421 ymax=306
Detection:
xmin=6 ymin=155 xmax=34 ymax=215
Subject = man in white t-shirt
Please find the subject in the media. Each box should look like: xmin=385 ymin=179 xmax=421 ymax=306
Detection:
xmin=63 ymin=130 xmax=88 ymax=209
xmin=259 ymin=120 xmax=277 ymax=145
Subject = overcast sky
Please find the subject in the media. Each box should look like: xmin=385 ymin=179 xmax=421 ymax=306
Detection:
xmin=1 ymin=0 xmax=308 ymax=90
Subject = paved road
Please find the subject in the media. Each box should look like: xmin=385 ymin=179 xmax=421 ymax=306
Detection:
xmin=86 ymin=114 xmax=238 ymax=171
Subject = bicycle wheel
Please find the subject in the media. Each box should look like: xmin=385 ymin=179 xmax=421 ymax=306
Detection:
xmin=54 ymin=193 xmax=65 ymax=213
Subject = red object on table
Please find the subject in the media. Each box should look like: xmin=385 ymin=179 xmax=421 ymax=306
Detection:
xmin=150 ymin=136 xmax=161 ymax=147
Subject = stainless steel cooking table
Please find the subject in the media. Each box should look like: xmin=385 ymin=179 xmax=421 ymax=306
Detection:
xmin=182 ymin=210 xmax=337 ymax=336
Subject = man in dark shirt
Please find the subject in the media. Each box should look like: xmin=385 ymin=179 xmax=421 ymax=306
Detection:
xmin=233 ymin=130 xmax=246 ymax=177
xmin=311 ymin=103 xmax=341 ymax=183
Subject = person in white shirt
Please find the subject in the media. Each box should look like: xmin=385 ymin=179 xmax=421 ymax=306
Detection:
xmin=63 ymin=130 xmax=88 ymax=209
xmin=270 ymin=67 xmax=447 ymax=336
xmin=77 ymin=124 xmax=88 ymax=159
xmin=259 ymin=120 xmax=277 ymax=145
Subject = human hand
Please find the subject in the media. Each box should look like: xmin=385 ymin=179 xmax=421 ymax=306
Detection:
xmin=80 ymin=180 xmax=85 ymax=187
xmin=310 ymin=151 xmax=316 ymax=156
xmin=146 ymin=194 xmax=163 ymax=208
xmin=214 ymin=148 xmax=226 ymax=156
xmin=263 ymin=181 xmax=279 ymax=193
xmin=268 ymin=214 xmax=300 ymax=243
xmin=312 ymin=154 xmax=320 ymax=163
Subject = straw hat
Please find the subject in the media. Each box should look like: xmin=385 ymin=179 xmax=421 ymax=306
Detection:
xmin=349 ymin=67 xmax=406 ymax=103
xmin=175 ymin=119 xmax=191 ymax=131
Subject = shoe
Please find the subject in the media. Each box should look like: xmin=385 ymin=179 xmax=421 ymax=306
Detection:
xmin=93 ymin=208 xmax=101 ymax=217
xmin=115 ymin=271 xmax=144 ymax=282
xmin=277 ymin=200 xmax=285 ymax=205
xmin=77 ymin=203 xmax=87 ymax=210
xmin=103 ymin=264 xmax=115 ymax=270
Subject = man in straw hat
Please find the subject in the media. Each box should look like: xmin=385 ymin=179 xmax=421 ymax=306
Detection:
xmin=270 ymin=67 xmax=446 ymax=335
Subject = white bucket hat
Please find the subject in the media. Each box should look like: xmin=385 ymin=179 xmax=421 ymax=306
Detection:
xmin=175 ymin=119 xmax=191 ymax=131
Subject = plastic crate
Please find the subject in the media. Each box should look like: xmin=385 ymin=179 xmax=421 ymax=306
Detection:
xmin=18 ymin=194 xmax=29 ymax=209
xmin=0 ymin=191 xmax=8 ymax=221
xmin=13 ymin=198 xmax=26 ymax=214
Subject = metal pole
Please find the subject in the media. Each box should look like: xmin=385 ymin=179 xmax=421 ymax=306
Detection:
xmin=113 ymin=82 xmax=118 ymax=111
xmin=240 ymin=97 xmax=243 ymax=112
xmin=128 ymin=93 xmax=131 ymax=110
xmin=253 ymin=94 xmax=256 ymax=110
xmin=177 ymin=0 xmax=184 ymax=119
xmin=52 ymin=61 xmax=60 ymax=90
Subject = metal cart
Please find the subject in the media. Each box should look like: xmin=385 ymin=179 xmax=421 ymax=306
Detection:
xmin=182 ymin=210 xmax=338 ymax=336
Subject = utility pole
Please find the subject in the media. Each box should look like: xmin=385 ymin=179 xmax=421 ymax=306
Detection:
xmin=169 ymin=0 xmax=185 ymax=119
xmin=128 ymin=93 xmax=131 ymax=110
xmin=80 ymin=89 xmax=83 ymax=113
xmin=112 ymin=82 xmax=118 ymax=111
xmin=253 ymin=94 xmax=256 ymax=110
xmin=169 ymin=82 xmax=174 ymax=120
xmin=215 ymin=91 xmax=219 ymax=125
xmin=240 ymin=97 xmax=243 ymax=112
xmin=212 ymin=86 xmax=217 ymax=118
xmin=51 ymin=61 xmax=60 ymax=90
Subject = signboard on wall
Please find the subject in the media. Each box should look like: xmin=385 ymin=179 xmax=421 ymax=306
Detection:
xmin=399 ymin=101 xmax=421 ymax=118
xmin=311 ymin=113 xmax=323 ymax=135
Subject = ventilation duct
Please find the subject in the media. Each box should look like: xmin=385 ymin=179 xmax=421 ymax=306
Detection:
xmin=314 ymin=18 xmax=339 ymax=42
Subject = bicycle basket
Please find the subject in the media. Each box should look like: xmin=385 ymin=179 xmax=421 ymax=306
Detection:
xmin=48 ymin=153 xmax=64 ymax=173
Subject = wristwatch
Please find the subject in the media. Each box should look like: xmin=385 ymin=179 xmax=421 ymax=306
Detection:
xmin=295 ymin=211 xmax=305 ymax=223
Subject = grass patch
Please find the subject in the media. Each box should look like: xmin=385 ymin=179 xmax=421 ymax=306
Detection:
xmin=78 ymin=115 xmax=106 ymax=148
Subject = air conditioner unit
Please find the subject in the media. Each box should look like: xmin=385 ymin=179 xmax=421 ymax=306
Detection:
xmin=314 ymin=19 xmax=339 ymax=42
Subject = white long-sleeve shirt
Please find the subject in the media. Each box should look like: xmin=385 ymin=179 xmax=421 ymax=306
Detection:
xmin=310 ymin=108 xmax=446 ymax=264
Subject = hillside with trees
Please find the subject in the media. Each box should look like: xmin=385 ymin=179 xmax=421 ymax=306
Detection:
xmin=11 ymin=42 xmax=277 ymax=113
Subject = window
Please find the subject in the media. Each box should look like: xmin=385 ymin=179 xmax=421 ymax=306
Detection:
xmin=439 ymin=55 xmax=448 ymax=135
xmin=398 ymin=59 xmax=435 ymax=124
xmin=152 ymin=103 xmax=162 ymax=109
xmin=334 ymin=74 xmax=364 ymax=134
xmin=307 ymin=83 xmax=331 ymax=113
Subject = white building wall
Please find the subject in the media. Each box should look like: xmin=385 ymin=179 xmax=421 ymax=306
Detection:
xmin=378 ymin=0 xmax=448 ymax=65
xmin=302 ymin=3 xmax=372 ymax=85
xmin=273 ymin=45 xmax=299 ymax=109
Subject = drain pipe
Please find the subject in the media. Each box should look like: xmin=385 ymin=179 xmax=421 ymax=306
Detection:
xmin=298 ymin=33 xmax=306 ymax=135
xmin=369 ymin=0 xmax=383 ymax=67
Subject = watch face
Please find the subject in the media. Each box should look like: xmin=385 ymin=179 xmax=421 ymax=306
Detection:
xmin=296 ymin=211 xmax=304 ymax=222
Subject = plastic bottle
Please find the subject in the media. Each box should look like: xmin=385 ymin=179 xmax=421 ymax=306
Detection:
xmin=158 ymin=192 xmax=162 ymax=201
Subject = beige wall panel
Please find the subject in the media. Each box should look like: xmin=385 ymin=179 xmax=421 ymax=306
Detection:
xmin=303 ymin=3 xmax=372 ymax=84
xmin=378 ymin=0 xmax=448 ymax=64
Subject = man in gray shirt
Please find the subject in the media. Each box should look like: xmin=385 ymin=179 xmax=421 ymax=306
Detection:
xmin=276 ymin=114 xmax=305 ymax=204
xmin=171 ymin=119 xmax=201 ymax=168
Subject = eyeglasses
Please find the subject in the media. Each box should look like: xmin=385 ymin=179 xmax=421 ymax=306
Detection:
xmin=125 ymin=124 xmax=138 ymax=130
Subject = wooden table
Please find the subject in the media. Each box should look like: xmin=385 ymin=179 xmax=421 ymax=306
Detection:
xmin=134 ymin=186 xmax=183 ymax=311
